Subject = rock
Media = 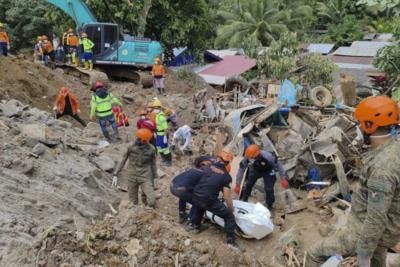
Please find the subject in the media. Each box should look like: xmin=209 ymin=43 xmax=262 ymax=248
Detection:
xmin=122 ymin=94 xmax=134 ymax=102
xmin=21 ymin=159 xmax=34 ymax=175
xmin=197 ymin=254 xmax=210 ymax=266
xmin=32 ymin=143 xmax=47 ymax=156
xmin=37 ymin=260 xmax=47 ymax=267
xmin=125 ymin=238 xmax=143 ymax=256
xmin=184 ymin=239 xmax=191 ymax=247
xmin=0 ymin=100 xmax=23 ymax=117
xmin=194 ymin=243 xmax=209 ymax=254
xmin=94 ymin=155 xmax=115 ymax=172
xmin=21 ymin=124 xmax=46 ymax=142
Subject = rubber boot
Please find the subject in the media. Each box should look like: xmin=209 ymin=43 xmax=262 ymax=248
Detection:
xmin=83 ymin=61 xmax=89 ymax=70
xmin=89 ymin=62 xmax=93 ymax=71
xmin=160 ymin=154 xmax=167 ymax=166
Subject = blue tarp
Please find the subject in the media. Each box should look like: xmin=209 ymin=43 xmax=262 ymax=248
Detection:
xmin=167 ymin=47 xmax=195 ymax=67
xmin=278 ymin=79 xmax=302 ymax=107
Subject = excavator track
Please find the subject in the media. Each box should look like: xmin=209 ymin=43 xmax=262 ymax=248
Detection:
xmin=60 ymin=64 xmax=109 ymax=87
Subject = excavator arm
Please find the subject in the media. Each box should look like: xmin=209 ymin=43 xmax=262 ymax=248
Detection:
xmin=46 ymin=0 xmax=97 ymax=27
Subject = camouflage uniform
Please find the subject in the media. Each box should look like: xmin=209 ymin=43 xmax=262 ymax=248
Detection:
xmin=307 ymin=140 xmax=400 ymax=267
xmin=115 ymin=141 xmax=158 ymax=207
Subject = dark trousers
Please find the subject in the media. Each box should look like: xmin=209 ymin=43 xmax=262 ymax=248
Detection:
xmin=56 ymin=112 xmax=87 ymax=127
xmin=192 ymin=198 xmax=235 ymax=241
xmin=0 ymin=42 xmax=8 ymax=56
xmin=241 ymin=168 xmax=276 ymax=209
xmin=170 ymin=184 xmax=196 ymax=219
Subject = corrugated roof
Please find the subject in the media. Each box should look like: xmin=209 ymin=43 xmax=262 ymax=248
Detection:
xmin=198 ymin=55 xmax=257 ymax=85
xmin=205 ymin=49 xmax=241 ymax=60
xmin=333 ymin=41 xmax=391 ymax=57
xmin=307 ymin=43 xmax=335 ymax=55
xmin=332 ymin=55 xmax=376 ymax=70
xmin=376 ymin=33 xmax=393 ymax=42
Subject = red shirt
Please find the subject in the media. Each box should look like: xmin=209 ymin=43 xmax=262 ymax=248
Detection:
xmin=137 ymin=118 xmax=156 ymax=133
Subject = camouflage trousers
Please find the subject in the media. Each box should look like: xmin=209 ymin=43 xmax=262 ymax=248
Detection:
xmin=306 ymin=228 xmax=387 ymax=267
xmin=128 ymin=179 xmax=155 ymax=208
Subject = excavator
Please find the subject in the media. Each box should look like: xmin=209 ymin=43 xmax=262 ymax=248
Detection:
xmin=46 ymin=0 xmax=163 ymax=85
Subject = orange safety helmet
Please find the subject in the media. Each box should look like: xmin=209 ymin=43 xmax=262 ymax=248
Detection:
xmin=245 ymin=144 xmax=261 ymax=159
xmin=218 ymin=150 xmax=233 ymax=163
xmin=60 ymin=87 xmax=69 ymax=95
xmin=136 ymin=128 xmax=153 ymax=143
xmin=354 ymin=96 xmax=399 ymax=135
xmin=67 ymin=28 xmax=74 ymax=33
xmin=37 ymin=36 xmax=43 ymax=41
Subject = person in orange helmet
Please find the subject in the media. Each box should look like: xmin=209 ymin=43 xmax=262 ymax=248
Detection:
xmin=190 ymin=150 xmax=240 ymax=250
xmin=152 ymin=57 xmax=166 ymax=95
xmin=0 ymin=22 xmax=10 ymax=56
xmin=113 ymin=128 xmax=158 ymax=208
xmin=307 ymin=96 xmax=400 ymax=267
xmin=53 ymin=87 xmax=86 ymax=127
xmin=42 ymin=35 xmax=55 ymax=63
xmin=236 ymin=144 xmax=288 ymax=210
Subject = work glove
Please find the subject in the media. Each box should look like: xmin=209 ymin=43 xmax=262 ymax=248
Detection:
xmin=112 ymin=175 xmax=118 ymax=187
xmin=357 ymin=254 xmax=371 ymax=267
xmin=234 ymin=184 xmax=241 ymax=195
xmin=163 ymin=135 xmax=168 ymax=144
xmin=281 ymin=177 xmax=289 ymax=189
xmin=77 ymin=109 xmax=81 ymax=114
xmin=52 ymin=106 xmax=57 ymax=111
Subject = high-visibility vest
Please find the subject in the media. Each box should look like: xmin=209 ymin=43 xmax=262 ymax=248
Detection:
xmin=91 ymin=94 xmax=114 ymax=117
xmin=155 ymin=112 xmax=168 ymax=135
xmin=80 ymin=38 xmax=94 ymax=52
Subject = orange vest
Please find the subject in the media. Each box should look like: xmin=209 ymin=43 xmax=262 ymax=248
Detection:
xmin=43 ymin=42 xmax=53 ymax=53
xmin=68 ymin=35 xmax=78 ymax=46
xmin=0 ymin=31 xmax=9 ymax=43
xmin=55 ymin=92 xmax=80 ymax=114
xmin=152 ymin=64 xmax=165 ymax=77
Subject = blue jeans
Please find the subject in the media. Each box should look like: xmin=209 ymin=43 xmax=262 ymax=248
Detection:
xmin=98 ymin=114 xmax=118 ymax=139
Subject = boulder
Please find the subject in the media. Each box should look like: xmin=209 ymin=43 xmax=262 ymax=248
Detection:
xmin=94 ymin=155 xmax=115 ymax=172
xmin=32 ymin=143 xmax=48 ymax=156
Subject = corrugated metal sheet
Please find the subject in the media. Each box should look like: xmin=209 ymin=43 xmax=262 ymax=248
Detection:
xmin=197 ymin=55 xmax=256 ymax=85
xmin=333 ymin=41 xmax=392 ymax=57
xmin=332 ymin=55 xmax=376 ymax=70
xmin=307 ymin=43 xmax=335 ymax=55
xmin=205 ymin=49 xmax=240 ymax=60
xmin=376 ymin=33 xmax=393 ymax=42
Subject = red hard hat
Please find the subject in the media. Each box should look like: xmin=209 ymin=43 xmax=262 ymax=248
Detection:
xmin=92 ymin=81 xmax=105 ymax=91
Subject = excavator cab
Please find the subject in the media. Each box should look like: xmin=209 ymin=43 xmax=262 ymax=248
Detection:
xmin=82 ymin=23 xmax=120 ymax=61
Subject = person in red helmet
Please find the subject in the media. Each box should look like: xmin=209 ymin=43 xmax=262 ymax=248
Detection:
xmin=236 ymin=144 xmax=288 ymax=210
xmin=307 ymin=96 xmax=400 ymax=267
xmin=113 ymin=128 xmax=158 ymax=208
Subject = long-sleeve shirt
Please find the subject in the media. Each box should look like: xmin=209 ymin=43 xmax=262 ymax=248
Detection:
xmin=236 ymin=150 xmax=286 ymax=186
xmin=114 ymin=141 xmax=158 ymax=182
xmin=152 ymin=64 xmax=165 ymax=77
xmin=172 ymin=125 xmax=192 ymax=150
xmin=347 ymin=140 xmax=400 ymax=257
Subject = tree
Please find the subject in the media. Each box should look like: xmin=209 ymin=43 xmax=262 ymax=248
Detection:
xmin=322 ymin=15 xmax=364 ymax=46
xmin=297 ymin=53 xmax=337 ymax=88
xmin=214 ymin=0 xmax=312 ymax=50
xmin=357 ymin=0 xmax=400 ymax=16
xmin=0 ymin=0 xmax=54 ymax=51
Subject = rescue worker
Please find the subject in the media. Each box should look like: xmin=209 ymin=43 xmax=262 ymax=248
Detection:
xmin=113 ymin=128 xmax=158 ymax=208
xmin=307 ymin=96 xmax=400 ymax=267
xmin=53 ymin=87 xmax=86 ymax=127
xmin=148 ymin=99 xmax=172 ymax=165
xmin=164 ymin=108 xmax=178 ymax=129
xmin=0 ymin=22 xmax=10 ymax=56
xmin=136 ymin=109 xmax=156 ymax=134
xmin=68 ymin=29 xmax=79 ymax=65
xmin=152 ymin=57 xmax=166 ymax=95
xmin=190 ymin=151 xmax=239 ymax=249
xmin=52 ymin=33 xmax=63 ymax=64
xmin=170 ymin=156 xmax=213 ymax=223
xmin=34 ymin=36 xmax=43 ymax=63
xmin=42 ymin=35 xmax=55 ymax=63
xmin=171 ymin=125 xmax=193 ymax=155
xmin=80 ymin=32 xmax=94 ymax=70
xmin=236 ymin=144 xmax=289 ymax=210
xmin=90 ymin=81 xmax=122 ymax=141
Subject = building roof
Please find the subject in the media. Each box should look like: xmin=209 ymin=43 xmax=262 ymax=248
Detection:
xmin=205 ymin=49 xmax=242 ymax=61
xmin=333 ymin=41 xmax=391 ymax=57
xmin=331 ymin=55 xmax=375 ymax=70
xmin=197 ymin=55 xmax=257 ymax=85
xmin=307 ymin=43 xmax=335 ymax=55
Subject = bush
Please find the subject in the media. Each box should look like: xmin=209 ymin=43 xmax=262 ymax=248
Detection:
xmin=297 ymin=53 xmax=337 ymax=88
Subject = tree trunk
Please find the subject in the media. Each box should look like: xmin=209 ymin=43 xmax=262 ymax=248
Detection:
xmin=137 ymin=0 xmax=152 ymax=37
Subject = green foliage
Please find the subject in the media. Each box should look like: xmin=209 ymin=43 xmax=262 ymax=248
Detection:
xmin=357 ymin=0 xmax=400 ymax=15
xmin=322 ymin=15 xmax=364 ymax=45
xmin=297 ymin=53 xmax=337 ymax=88
xmin=0 ymin=0 xmax=54 ymax=51
xmin=257 ymin=32 xmax=299 ymax=80
xmin=373 ymin=45 xmax=400 ymax=77
xmin=214 ymin=0 xmax=313 ymax=50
